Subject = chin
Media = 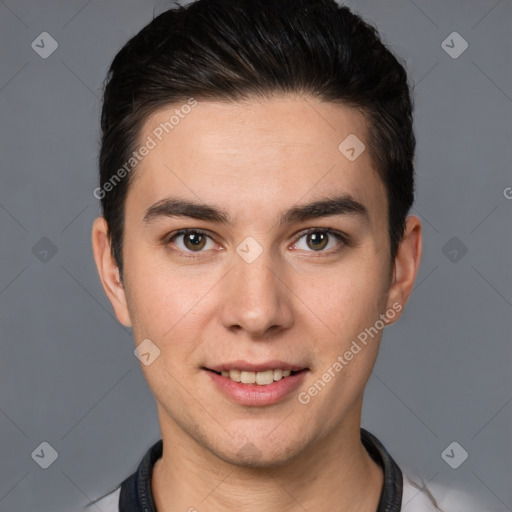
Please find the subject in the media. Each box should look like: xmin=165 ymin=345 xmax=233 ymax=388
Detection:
xmin=213 ymin=436 xmax=307 ymax=469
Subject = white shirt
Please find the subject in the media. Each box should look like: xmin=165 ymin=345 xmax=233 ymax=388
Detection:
xmin=86 ymin=473 xmax=491 ymax=511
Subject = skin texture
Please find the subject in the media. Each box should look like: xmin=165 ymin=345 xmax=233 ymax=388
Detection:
xmin=92 ymin=95 xmax=422 ymax=512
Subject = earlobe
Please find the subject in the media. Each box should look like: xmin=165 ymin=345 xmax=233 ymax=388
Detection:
xmin=91 ymin=217 xmax=133 ymax=327
xmin=385 ymin=216 xmax=422 ymax=324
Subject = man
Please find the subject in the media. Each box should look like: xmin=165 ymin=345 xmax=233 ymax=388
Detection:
xmin=88 ymin=1 xmax=475 ymax=510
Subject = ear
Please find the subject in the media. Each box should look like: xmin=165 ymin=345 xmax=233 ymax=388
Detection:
xmin=91 ymin=217 xmax=132 ymax=327
xmin=385 ymin=215 xmax=422 ymax=325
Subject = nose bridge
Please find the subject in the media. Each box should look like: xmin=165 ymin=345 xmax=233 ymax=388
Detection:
xmin=220 ymin=241 xmax=293 ymax=336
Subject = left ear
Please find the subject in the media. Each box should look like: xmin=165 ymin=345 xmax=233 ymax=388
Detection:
xmin=385 ymin=215 xmax=422 ymax=324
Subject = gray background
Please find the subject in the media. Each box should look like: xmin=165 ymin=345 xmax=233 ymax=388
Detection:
xmin=0 ymin=1 xmax=511 ymax=511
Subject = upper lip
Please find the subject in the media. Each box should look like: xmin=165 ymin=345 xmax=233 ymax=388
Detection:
xmin=206 ymin=360 xmax=308 ymax=373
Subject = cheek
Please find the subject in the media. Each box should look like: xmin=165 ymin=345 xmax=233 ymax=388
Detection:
xmin=298 ymin=266 xmax=388 ymax=415
xmin=123 ymin=247 xmax=222 ymax=358
xmin=307 ymin=257 xmax=389 ymax=334
xmin=299 ymin=254 xmax=390 ymax=395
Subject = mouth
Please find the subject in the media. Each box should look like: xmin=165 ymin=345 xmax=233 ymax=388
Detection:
xmin=204 ymin=367 xmax=307 ymax=386
xmin=202 ymin=364 xmax=310 ymax=406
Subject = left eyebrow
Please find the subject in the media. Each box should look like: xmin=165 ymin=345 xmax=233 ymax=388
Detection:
xmin=277 ymin=194 xmax=369 ymax=226
xmin=142 ymin=194 xmax=369 ymax=226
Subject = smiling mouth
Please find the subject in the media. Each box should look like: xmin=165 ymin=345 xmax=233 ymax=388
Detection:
xmin=205 ymin=368 xmax=306 ymax=386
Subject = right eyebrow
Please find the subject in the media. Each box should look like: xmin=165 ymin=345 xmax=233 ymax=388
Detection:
xmin=143 ymin=197 xmax=231 ymax=225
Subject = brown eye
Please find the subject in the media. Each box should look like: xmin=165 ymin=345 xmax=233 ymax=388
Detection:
xmin=183 ymin=232 xmax=207 ymax=251
xmin=293 ymin=229 xmax=346 ymax=253
xmin=168 ymin=229 xmax=215 ymax=254
xmin=306 ymin=232 xmax=328 ymax=251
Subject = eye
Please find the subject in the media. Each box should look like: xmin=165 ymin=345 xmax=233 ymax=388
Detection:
xmin=292 ymin=228 xmax=347 ymax=253
xmin=166 ymin=227 xmax=348 ymax=258
xmin=167 ymin=229 xmax=217 ymax=254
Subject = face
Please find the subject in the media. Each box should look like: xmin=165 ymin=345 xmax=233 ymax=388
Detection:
xmin=93 ymin=95 xmax=421 ymax=468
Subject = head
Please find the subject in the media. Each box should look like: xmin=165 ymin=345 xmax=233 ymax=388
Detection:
xmin=92 ymin=0 xmax=421 ymax=467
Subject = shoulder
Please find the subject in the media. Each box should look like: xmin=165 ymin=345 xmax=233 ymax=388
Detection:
xmin=84 ymin=486 xmax=121 ymax=512
xmin=401 ymin=472 xmax=503 ymax=512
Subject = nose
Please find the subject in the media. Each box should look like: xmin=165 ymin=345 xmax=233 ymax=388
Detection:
xmin=219 ymin=248 xmax=294 ymax=338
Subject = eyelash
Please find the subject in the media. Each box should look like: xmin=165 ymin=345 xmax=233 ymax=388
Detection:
xmin=165 ymin=227 xmax=349 ymax=259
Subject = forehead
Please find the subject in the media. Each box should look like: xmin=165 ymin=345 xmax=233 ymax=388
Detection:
xmin=127 ymin=95 xmax=387 ymax=225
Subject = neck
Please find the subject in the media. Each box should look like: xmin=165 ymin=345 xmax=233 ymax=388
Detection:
xmin=152 ymin=408 xmax=383 ymax=512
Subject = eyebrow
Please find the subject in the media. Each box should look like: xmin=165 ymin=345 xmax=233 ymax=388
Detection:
xmin=143 ymin=194 xmax=369 ymax=226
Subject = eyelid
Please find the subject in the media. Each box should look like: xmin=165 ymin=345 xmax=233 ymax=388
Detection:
xmin=291 ymin=227 xmax=348 ymax=253
xmin=166 ymin=228 xmax=217 ymax=250
xmin=294 ymin=226 xmax=347 ymax=240
xmin=165 ymin=227 xmax=349 ymax=257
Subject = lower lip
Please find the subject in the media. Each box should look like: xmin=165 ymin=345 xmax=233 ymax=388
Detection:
xmin=204 ymin=369 xmax=308 ymax=406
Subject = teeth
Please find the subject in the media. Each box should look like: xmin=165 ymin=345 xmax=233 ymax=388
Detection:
xmin=273 ymin=369 xmax=283 ymax=380
xmin=217 ymin=368 xmax=297 ymax=385
xmin=256 ymin=370 xmax=274 ymax=385
xmin=240 ymin=371 xmax=256 ymax=384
